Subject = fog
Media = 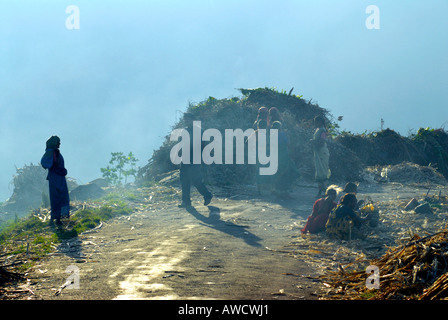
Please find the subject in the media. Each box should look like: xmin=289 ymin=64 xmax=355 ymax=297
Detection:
xmin=0 ymin=0 xmax=447 ymax=201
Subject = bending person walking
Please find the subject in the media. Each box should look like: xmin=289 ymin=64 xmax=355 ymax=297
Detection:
xmin=178 ymin=113 xmax=213 ymax=208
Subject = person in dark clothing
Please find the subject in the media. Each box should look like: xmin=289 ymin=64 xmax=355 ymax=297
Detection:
xmin=326 ymin=193 xmax=366 ymax=240
xmin=253 ymin=106 xmax=269 ymax=130
xmin=270 ymin=121 xmax=300 ymax=197
xmin=40 ymin=136 xmax=70 ymax=226
xmin=178 ymin=113 xmax=213 ymax=208
xmin=312 ymin=116 xmax=331 ymax=198
xmin=253 ymin=118 xmax=272 ymax=194
xmin=301 ymin=188 xmax=337 ymax=234
xmin=337 ymin=182 xmax=358 ymax=203
xmin=337 ymin=182 xmax=365 ymax=210
xmin=268 ymin=107 xmax=283 ymax=127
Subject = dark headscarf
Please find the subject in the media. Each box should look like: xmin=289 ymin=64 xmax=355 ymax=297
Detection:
xmin=46 ymin=136 xmax=60 ymax=149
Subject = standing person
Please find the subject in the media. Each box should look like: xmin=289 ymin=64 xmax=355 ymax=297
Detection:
xmin=268 ymin=107 xmax=283 ymax=127
xmin=178 ymin=112 xmax=213 ymax=208
xmin=312 ymin=116 xmax=331 ymax=198
xmin=253 ymin=118 xmax=272 ymax=194
xmin=301 ymin=188 xmax=337 ymax=234
xmin=271 ymin=120 xmax=300 ymax=197
xmin=253 ymin=107 xmax=269 ymax=130
xmin=40 ymin=136 xmax=70 ymax=227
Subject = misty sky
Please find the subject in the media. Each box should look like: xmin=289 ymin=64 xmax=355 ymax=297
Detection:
xmin=0 ymin=0 xmax=447 ymax=201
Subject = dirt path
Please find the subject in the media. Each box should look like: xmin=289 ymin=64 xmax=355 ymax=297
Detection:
xmin=27 ymin=184 xmax=322 ymax=300
xmin=25 ymin=181 xmax=448 ymax=300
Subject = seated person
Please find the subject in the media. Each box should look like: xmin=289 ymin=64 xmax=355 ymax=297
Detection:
xmin=301 ymin=188 xmax=337 ymax=234
xmin=326 ymin=193 xmax=366 ymax=240
xmin=337 ymin=182 xmax=357 ymax=203
xmin=337 ymin=182 xmax=364 ymax=209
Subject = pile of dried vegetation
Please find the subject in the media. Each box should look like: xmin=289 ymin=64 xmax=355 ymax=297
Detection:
xmin=0 ymin=164 xmax=78 ymax=225
xmin=137 ymin=88 xmax=448 ymax=189
xmin=322 ymin=231 xmax=448 ymax=300
xmin=363 ymin=162 xmax=447 ymax=185
xmin=1 ymin=164 xmax=48 ymax=217
xmin=336 ymin=128 xmax=448 ymax=181
xmin=291 ymin=184 xmax=448 ymax=300
xmin=136 ymin=87 xmax=364 ymax=187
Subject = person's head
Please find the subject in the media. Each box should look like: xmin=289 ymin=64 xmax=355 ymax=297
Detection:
xmin=46 ymin=136 xmax=60 ymax=149
xmin=269 ymin=107 xmax=282 ymax=122
xmin=257 ymin=107 xmax=268 ymax=120
xmin=257 ymin=119 xmax=268 ymax=130
xmin=340 ymin=193 xmax=357 ymax=209
xmin=271 ymin=120 xmax=282 ymax=131
xmin=324 ymin=188 xmax=337 ymax=202
xmin=343 ymin=182 xmax=358 ymax=194
xmin=314 ymin=115 xmax=325 ymax=128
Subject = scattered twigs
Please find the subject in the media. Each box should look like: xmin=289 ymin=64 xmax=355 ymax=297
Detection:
xmin=54 ymin=279 xmax=74 ymax=296
xmin=322 ymin=230 xmax=448 ymax=300
xmin=420 ymin=272 xmax=448 ymax=300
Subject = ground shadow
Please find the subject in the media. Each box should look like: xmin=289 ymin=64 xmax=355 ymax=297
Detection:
xmin=252 ymin=185 xmax=317 ymax=220
xmin=185 ymin=205 xmax=263 ymax=248
xmin=53 ymin=227 xmax=86 ymax=262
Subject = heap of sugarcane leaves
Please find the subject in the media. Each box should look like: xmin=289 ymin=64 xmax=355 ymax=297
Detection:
xmin=322 ymin=230 xmax=448 ymax=300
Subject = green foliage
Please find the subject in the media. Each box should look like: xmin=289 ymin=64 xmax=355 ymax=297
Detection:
xmin=101 ymin=152 xmax=139 ymax=185
xmin=68 ymin=201 xmax=132 ymax=235
xmin=0 ymin=215 xmax=44 ymax=242
xmin=239 ymin=86 xmax=303 ymax=99
xmin=413 ymin=127 xmax=436 ymax=141
xmin=326 ymin=120 xmax=341 ymax=138
xmin=0 ymin=198 xmax=133 ymax=270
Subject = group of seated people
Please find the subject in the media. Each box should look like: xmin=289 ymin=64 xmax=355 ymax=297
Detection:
xmin=301 ymin=182 xmax=377 ymax=240
xmin=251 ymin=107 xmax=376 ymax=241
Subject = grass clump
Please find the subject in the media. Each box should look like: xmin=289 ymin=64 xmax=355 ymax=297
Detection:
xmin=70 ymin=200 xmax=132 ymax=235
xmin=0 ymin=199 xmax=133 ymax=274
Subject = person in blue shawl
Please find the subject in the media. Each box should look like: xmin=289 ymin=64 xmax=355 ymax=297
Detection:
xmin=41 ymin=136 xmax=70 ymax=226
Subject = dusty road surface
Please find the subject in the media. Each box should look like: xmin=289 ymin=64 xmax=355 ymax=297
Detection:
xmin=28 ymin=184 xmax=321 ymax=300
xmin=26 ymin=181 xmax=448 ymax=300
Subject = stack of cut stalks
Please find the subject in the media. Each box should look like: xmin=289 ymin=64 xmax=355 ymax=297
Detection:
xmin=322 ymin=230 xmax=448 ymax=300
